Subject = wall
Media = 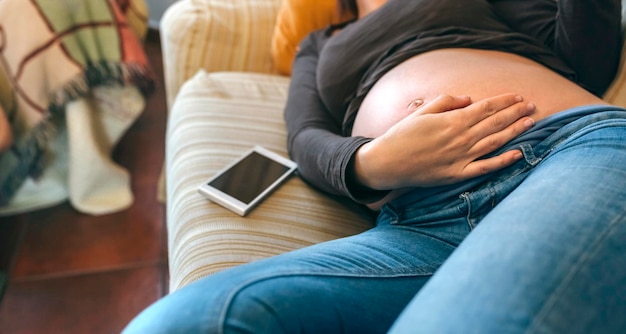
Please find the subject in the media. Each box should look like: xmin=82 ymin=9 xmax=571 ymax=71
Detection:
xmin=146 ymin=0 xmax=179 ymax=29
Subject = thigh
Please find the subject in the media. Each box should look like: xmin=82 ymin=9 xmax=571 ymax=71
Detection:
xmin=390 ymin=124 xmax=626 ymax=333
xmin=123 ymin=215 xmax=469 ymax=334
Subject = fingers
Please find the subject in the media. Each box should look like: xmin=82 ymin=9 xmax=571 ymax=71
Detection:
xmin=465 ymin=95 xmax=535 ymax=157
xmin=458 ymin=93 xmax=535 ymax=179
xmin=463 ymin=149 xmax=524 ymax=179
xmin=367 ymin=93 xmax=536 ymax=189
xmin=463 ymin=93 xmax=529 ymax=126
xmin=417 ymin=95 xmax=472 ymax=116
xmin=469 ymin=113 xmax=535 ymax=157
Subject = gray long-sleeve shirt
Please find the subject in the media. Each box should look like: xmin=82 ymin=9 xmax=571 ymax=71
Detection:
xmin=284 ymin=0 xmax=622 ymax=204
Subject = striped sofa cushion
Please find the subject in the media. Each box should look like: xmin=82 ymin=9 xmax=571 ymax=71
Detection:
xmin=166 ymin=70 xmax=374 ymax=291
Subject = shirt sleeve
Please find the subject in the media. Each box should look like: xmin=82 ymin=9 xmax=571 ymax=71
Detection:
xmin=284 ymin=32 xmax=389 ymax=203
xmin=490 ymin=0 xmax=623 ymax=96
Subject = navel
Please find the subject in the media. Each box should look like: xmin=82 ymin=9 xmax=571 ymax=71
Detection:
xmin=407 ymin=99 xmax=424 ymax=112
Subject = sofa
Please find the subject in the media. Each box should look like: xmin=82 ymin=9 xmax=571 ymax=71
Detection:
xmin=160 ymin=0 xmax=626 ymax=293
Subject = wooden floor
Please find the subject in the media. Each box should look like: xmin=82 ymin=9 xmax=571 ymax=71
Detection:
xmin=0 ymin=31 xmax=168 ymax=333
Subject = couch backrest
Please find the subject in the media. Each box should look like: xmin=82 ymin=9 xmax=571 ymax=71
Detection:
xmin=160 ymin=0 xmax=283 ymax=108
xmin=160 ymin=0 xmax=626 ymax=109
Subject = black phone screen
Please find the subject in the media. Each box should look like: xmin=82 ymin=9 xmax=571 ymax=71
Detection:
xmin=208 ymin=152 xmax=290 ymax=204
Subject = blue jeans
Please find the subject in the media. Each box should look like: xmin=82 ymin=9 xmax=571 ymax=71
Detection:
xmin=124 ymin=110 xmax=626 ymax=333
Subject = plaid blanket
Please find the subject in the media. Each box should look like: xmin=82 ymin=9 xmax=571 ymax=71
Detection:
xmin=0 ymin=0 xmax=154 ymax=209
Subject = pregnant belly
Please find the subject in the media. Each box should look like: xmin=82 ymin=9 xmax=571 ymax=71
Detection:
xmin=352 ymin=48 xmax=606 ymax=138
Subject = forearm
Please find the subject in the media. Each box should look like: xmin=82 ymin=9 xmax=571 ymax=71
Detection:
xmin=289 ymin=128 xmax=387 ymax=202
xmin=284 ymin=32 xmax=388 ymax=203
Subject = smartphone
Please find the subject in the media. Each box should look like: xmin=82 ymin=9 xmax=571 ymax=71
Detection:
xmin=197 ymin=146 xmax=298 ymax=216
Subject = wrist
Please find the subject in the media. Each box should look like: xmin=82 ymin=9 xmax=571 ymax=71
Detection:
xmin=352 ymin=141 xmax=385 ymax=190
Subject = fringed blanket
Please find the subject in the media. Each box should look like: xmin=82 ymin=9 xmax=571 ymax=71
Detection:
xmin=0 ymin=0 xmax=154 ymax=213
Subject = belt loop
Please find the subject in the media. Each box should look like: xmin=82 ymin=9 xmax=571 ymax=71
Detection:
xmin=520 ymin=143 xmax=541 ymax=166
xmin=380 ymin=202 xmax=399 ymax=221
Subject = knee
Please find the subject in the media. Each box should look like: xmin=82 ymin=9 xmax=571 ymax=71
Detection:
xmin=223 ymin=278 xmax=307 ymax=334
xmin=122 ymin=273 xmax=347 ymax=333
xmin=123 ymin=279 xmax=234 ymax=334
xmin=122 ymin=276 xmax=303 ymax=334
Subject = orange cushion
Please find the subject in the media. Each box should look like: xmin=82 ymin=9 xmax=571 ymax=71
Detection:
xmin=271 ymin=0 xmax=340 ymax=76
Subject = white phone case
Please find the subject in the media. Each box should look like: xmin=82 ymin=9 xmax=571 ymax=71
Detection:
xmin=197 ymin=146 xmax=298 ymax=216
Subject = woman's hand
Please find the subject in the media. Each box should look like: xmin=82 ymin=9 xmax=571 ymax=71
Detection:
xmin=353 ymin=93 xmax=536 ymax=190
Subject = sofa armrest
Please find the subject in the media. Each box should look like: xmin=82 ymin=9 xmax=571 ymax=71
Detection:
xmin=165 ymin=71 xmax=374 ymax=291
xmin=160 ymin=0 xmax=283 ymax=109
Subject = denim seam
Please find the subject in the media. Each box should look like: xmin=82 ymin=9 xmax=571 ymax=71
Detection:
xmin=460 ymin=192 xmax=474 ymax=230
xmin=535 ymin=121 xmax=626 ymax=169
xmin=484 ymin=119 xmax=626 ymax=203
xmin=462 ymin=162 xmax=534 ymax=223
xmin=349 ymin=239 xmax=440 ymax=275
xmin=525 ymin=210 xmax=626 ymax=334
xmin=217 ymin=270 xmax=433 ymax=333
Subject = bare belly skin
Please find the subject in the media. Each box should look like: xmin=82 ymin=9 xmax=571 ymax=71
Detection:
xmin=352 ymin=48 xmax=606 ymax=138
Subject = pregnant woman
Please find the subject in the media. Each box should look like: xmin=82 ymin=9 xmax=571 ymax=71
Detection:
xmin=124 ymin=0 xmax=626 ymax=332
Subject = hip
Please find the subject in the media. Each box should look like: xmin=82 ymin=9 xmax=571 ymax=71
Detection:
xmin=380 ymin=105 xmax=626 ymax=226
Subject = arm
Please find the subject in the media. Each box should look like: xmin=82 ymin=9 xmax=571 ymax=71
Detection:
xmin=284 ymin=32 xmax=388 ymax=203
xmin=490 ymin=0 xmax=622 ymax=96
xmin=286 ymin=34 xmax=537 ymax=203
